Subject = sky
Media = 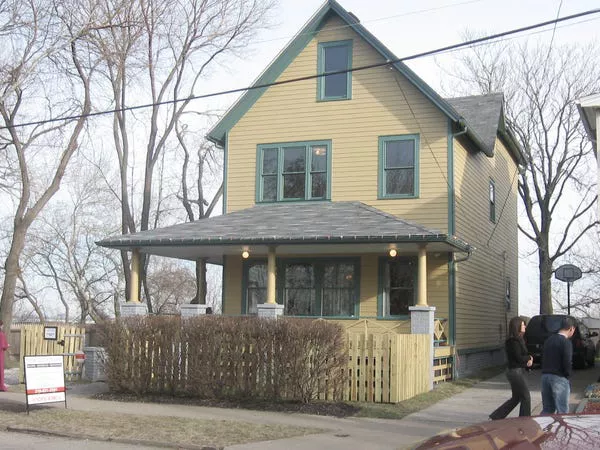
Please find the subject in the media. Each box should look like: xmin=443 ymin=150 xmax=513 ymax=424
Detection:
xmin=197 ymin=0 xmax=600 ymax=318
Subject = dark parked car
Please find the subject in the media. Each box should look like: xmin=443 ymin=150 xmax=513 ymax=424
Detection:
xmin=524 ymin=314 xmax=597 ymax=369
xmin=413 ymin=414 xmax=600 ymax=449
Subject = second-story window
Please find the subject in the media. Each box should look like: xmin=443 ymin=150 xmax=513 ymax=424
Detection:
xmin=378 ymin=134 xmax=419 ymax=198
xmin=317 ymin=40 xmax=352 ymax=101
xmin=489 ymin=179 xmax=496 ymax=223
xmin=257 ymin=140 xmax=330 ymax=202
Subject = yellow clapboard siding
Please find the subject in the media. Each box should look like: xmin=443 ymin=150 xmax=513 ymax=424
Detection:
xmin=226 ymin=15 xmax=449 ymax=232
xmin=360 ymin=255 xmax=379 ymax=317
xmin=453 ymin=136 xmax=519 ymax=351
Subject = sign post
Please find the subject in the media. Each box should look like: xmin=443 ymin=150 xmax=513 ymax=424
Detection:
xmin=554 ymin=264 xmax=582 ymax=315
xmin=23 ymin=355 xmax=67 ymax=413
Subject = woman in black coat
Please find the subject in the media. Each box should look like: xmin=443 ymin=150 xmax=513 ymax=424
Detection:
xmin=489 ymin=316 xmax=533 ymax=420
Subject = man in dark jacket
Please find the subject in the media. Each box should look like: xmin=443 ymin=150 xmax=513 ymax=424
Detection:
xmin=541 ymin=316 xmax=576 ymax=414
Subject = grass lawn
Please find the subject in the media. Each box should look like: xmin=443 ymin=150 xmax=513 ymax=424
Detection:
xmin=0 ymin=407 xmax=322 ymax=448
xmin=0 ymin=364 xmax=504 ymax=447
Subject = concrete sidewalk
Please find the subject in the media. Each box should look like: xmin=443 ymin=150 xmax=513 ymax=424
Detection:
xmin=1 ymin=366 xmax=598 ymax=449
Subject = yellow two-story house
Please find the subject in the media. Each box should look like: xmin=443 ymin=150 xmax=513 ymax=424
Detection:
xmin=100 ymin=0 xmax=524 ymax=378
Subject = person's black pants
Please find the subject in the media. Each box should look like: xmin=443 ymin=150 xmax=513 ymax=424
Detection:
xmin=489 ymin=368 xmax=531 ymax=420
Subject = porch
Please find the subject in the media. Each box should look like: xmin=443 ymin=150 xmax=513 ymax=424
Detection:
xmin=97 ymin=202 xmax=467 ymax=399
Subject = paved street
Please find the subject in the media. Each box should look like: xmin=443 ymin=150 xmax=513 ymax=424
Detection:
xmin=0 ymin=365 xmax=599 ymax=449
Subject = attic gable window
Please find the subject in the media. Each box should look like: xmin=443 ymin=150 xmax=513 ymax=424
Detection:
xmin=257 ymin=140 xmax=331 ymax=202
xmin=317 ymin=40 xmax=352 ymax=101
xmin=378 ymin=134 xmax=420 ymax=198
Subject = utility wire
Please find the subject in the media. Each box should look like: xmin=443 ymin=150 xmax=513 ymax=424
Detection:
xmin=255 ymin=0 xmax=488 ymax=46
xmin=484 ymin=0 xmax=565 ymax=248
xmin=2 ymin=7 xmax=599 ymax=131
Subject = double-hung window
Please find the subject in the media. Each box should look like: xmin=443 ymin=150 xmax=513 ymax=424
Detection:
xmin=257 ymin=140 xmax=330 ymax=202
xmin=378 ymin=134 xmax=419 ymax=198
xmin=244 ymin=262 xmax=267 ymax=315
xmin=379 ymin=256 xmax=417 ymax=317
xmin=317 ymin=40 xmax=352 ymax=101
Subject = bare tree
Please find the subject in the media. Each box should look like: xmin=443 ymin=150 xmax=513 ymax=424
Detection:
xmin=83 ymin=0 xmax=272 ymax=312
xmin=444 ymin=37 xmax=600 ymax=314
xmin=22 ymin=156 xmax=123 ymax=324
xmin=0 ymin=0 xmax=97 ymax=328
xmin=146 ymin=259 xmax=196 ymax=314
xmin=176 ymin=122 xmax=223 ymax=305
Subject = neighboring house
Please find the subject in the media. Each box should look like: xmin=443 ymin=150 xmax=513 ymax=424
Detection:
xmin=98 ymin=0 xmax=524 ymax=378
xmin=576 ymin=93 xmax=600 ymax=217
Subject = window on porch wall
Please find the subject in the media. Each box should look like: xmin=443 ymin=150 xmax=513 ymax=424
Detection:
xmin=243 ymin=259 xmax=358 ymax=317
xmin=246 ymin=264 xmax=267 ymax=315
xmin=382 ymin=257 xmax=417 ymax=317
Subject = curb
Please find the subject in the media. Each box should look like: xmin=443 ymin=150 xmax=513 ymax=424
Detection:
xmin=5 ymin=425 xmax=222 ymax=450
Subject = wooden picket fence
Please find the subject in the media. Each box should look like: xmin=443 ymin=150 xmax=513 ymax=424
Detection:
xmin=18 ymin=324 xmax=86 ymax=383
xmin=344 ymin=333 xmax=430 ymax=403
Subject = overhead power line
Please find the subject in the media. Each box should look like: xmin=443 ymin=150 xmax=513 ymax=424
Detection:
xmin=2 ymin=7 xmax=599 ymax=131
xmin=255 ymin=0 xmax=488 ymax=46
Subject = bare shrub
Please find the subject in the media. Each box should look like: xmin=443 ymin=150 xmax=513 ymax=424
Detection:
xmin=103 ymin=316 xmax=347 ymax=403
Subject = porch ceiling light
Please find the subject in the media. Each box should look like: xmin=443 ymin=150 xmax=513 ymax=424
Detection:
xmin=389 ymin=248 xmax=397 ymax=258
xmin=241 ymin=250 xmax=250 ymax=259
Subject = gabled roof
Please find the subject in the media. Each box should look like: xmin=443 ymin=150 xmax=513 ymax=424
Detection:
xmin=446 ymin=93 xmax=524 ymax=164
xmin=206 ymin=0 xmax=522 ymax=164
xmin=97 ymin=202 xmax=470 ymax=261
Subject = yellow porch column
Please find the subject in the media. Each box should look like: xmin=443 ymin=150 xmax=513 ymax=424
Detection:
xmin=129 ymin=249 xmax=140 ymax=303
xmin=417 ymin=245 xmax=427 ymax=306
xmin=266 ymin=246 xmax=276 ymax=304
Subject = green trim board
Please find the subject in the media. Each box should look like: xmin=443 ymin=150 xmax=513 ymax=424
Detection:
xmin=206 ymin=0 xmax=470 ymax=148
xmin=448 ymin=254 xmax=456 ymax=346
xmin=377 ymin=134 xmax=420 ymax=199
xmin=447 ymin=120 xmax=455 ymax=236
xmin=317 ymin=39 xmax=353 ymax=101
xmin=222 ymin=131 xmax=228 ymax=214
xmin=205 ymin=6 xmax=332 ymax=147
xmin=240 ymin=256 xmax=360 ymax=317
xmin=222 ymin=258 xmax=227 ymax=314
xmin=255 ymin=139 xmax=332 ymax=202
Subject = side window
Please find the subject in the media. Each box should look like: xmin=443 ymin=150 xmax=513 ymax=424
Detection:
xmin=244 ymin=262 xmax=267 ymax=314
xmin=317 ymin=40 xmax=352 ymax=101
xmin=378 ymin=135 xmax=419 ymax=198
xmin=257 ymin=141 xmax=330 ymax=202
xmin=381 ymin=257 xmax=417 ymax=317
xmin=489 ymin=179 xmax=496 ymax=223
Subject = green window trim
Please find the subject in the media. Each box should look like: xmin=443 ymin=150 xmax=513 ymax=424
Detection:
xmin=489 ymin=179 xmax=496 ymax=223
xmin=256 ymin=140 xmax=332 ymax=203
xmin=377 ymin=255 xmax=418 ymax=319
xmin=241 ymin=257 xmax=360 ymax=318
xmin=317 ymin=40 xmax=353 ymax=101
xmin=378 ymin=134 xmax=420 ymax=199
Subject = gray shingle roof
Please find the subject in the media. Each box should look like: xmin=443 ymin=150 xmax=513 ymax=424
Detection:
xmin=97 ymin=201 xmax=469 ymax=251
xmin=445 ymin=93 xmax=504 ymax=156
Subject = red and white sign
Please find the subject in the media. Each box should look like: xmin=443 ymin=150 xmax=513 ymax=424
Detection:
xmin=24 ymin=355 xmax=66 ymax=406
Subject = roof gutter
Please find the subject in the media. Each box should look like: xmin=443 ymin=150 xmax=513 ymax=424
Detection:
xmin=453 ymin=246 xmax=473 ymax=263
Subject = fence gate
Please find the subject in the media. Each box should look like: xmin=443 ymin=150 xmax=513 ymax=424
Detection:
xmin=19 ymin=324 xmax=86 ymax=383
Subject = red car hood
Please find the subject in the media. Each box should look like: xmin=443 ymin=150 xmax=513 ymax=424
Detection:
xmin=413 ymin=414 xmax=600 ymax=450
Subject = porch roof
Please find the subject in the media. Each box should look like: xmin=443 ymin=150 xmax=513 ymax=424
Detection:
xmin=96 ymin=202 xmax=472 ymax=263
